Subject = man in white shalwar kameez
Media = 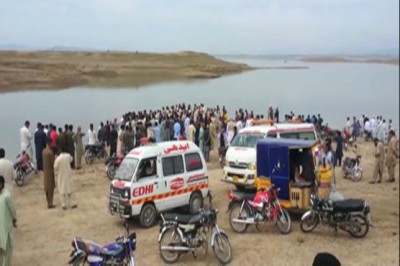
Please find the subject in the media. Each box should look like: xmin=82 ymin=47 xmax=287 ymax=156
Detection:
xmin=184 ymin=115 xmax=190 ymax=140
xmin=0 ymin=175 xmax=17 ymax=266
xmin=0 ymin=149 xmax=16 ymax=198
xmin=226 ymin=120 xmax=236 ymax=145
xmin=54 ymin=150 xmax=77 ymax=210
xmin=20 ymin=120 xmax=34 ymax=163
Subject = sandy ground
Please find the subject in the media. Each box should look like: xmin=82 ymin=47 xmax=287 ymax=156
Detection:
xmin=300 ymin=56 xmax=399 ymax=66
xmin=0 ymin=51 xmax=251 ymax=92
xmin=11 ymin=141 xmax=399 ymax=266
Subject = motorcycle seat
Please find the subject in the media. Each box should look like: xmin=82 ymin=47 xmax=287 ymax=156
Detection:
xmin=333 ymin=199 xmax=364 ymax=212
xmin=163 ymin=213 xmax=203 ymax=224
xmin=75 ymin=238 xmax=102 ymax=253
xmin=232 ymin=190 xmax=257 ymax=200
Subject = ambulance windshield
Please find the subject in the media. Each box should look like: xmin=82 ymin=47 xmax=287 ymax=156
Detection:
xmin=115 ymin=158 xmax=139 ymax=181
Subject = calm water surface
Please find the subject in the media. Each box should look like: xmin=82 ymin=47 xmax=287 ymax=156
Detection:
xmin=0 ymin=57 xmax=398 ymax=157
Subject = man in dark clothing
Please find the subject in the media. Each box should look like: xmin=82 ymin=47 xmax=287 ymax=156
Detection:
xmin=34 ymin=123 xmax=47 ymax=171
xmin=134 ymin=126 xmax=143 ymax=148
xmin=56 ymin=127 xmax=66 ymax=155
xmin=123 ymin=127 xmax=134 ymax=152
xmin=66 ymin=125 xmax=75 ymax=169
xmin=105 ymin=121 xmax=111 ymax=147
xmin=98 ymin=122 xmax=105 ymax=145
xmin=110 ymin=124 xmax=118 ymax=156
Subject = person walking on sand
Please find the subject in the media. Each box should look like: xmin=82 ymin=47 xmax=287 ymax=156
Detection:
xmin=369 ymin=138 xmax=385 ymax=184
xmin=73 ymin=126 xmax=85 ymax=170
xmin=385 ymin=130 xmax=399 ymax=183
xmin=0 ymin=175 xmax=17 ymax=266
xmin=54 ymin=148 xmax=77 ymax=210
xmin=42 ymin=140 xmax=56 ymax=208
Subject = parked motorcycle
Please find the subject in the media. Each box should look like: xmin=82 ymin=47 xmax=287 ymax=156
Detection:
xmin=105 ymin=155 xmax=124 ymax=180
xmin=300 ymin=193 xmax=372 ymax=238
xmin=218 ymin=147 xmax=227 ymax=168
xmin=158 ymin=191 xmax=232 ymax=265
xmin=85 ymin=144 xmax=108 ymax=165
xmin=227 ymin=183 xmax=292 ymax=234
xmin=13 ymin=152 xmax=37 ymax=187
xmin=68 ymin=222 xmax=136 ymax=266
xmin=342 ymin=156 xmax=362 ymax=182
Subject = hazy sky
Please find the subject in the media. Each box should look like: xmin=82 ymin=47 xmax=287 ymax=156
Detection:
xmin=0 ymin=0 xmax=398 ymax=54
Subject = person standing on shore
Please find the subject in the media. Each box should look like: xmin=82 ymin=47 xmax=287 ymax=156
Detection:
xmin=109 ymin=124 xmax=118 ymax=156
xmin=42 ymin=140 xmax=56 ymax=208
xmin=385 ymin=130 xmax=399 ymax=183
xmin=20 ymin=120 xmax=34 ymax=163
xmin=0 ymin=175 xmax=17 ymax=266
xmin=66 ymin=125 xmax=75 ymax=169
xmin=0 ymin=149 xmax=16 ymax=197
xmin=117 ymin=125 xmax=125 ymax=156
xmin=88 ymin=124 xmax=97 ymax=145
xmin=56 ymin=127 xmax=66 ymax=154
xmin=50 ymin=126 xmax=58 ymax=154
xmin=370 ymin=138 xmax=385 ymax=184
xmin=199 ymin=123 xmax=205 ymax=153
xmin=34 ymin=123 xmax=47 ymax=171
xmin=54 ymin=148 xmax=77 ymax=210
xmin=188 ymin=120 xmax=196 ymax=142
xmin=174 ymin=119 xmax=181 ymax=140
xmin=73 ymin=126 xmax=85 ymax=170
xmin=335 ymin=131 xmax=343 ymax=167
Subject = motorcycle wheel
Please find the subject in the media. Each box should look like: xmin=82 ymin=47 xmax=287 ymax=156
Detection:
xmin=275 ymin=209 xmax=292 ymax=234
xmin=348 ymin=214 xmax=369 ymax=238
xmin=85 ymin=152 xmax=94 ymax=165
xmin=159 ymin=228 xmax=182 ymax=264
xmin=351 ymin=168 xmax=363 ymax=182
xmin=300 ymin=213 xmax=319 ymax=233
xmin=228 ymin=203 xmax=249 ymax=233
xmin=212 ymin=233 xmax=232 ymax=265
xmin=106 ymin=164 xmax=117 ymax=180
xmin=15 ymin=171 xmax=25 ymax=187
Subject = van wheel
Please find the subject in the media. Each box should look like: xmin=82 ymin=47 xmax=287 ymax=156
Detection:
xmin=189 ymin=192 xmax=203 ymax=214
xmin=139 ymin=203 xmax=157 ymax=228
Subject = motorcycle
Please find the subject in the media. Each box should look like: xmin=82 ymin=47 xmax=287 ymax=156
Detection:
xmin=105 ymin=155 xmax=124 ymax=180
xmin=300 ymin=193 xmax=372 ymax=238
xmin=68 ymin=222 xmax=136 ymax=266
xmin=85 ymin=143 xmax=108 ymax=165
xmin=218 ymin=147 xmax=227 ymax=168
xmin=342 ymin=156 xmax=362 ymax=182
xmin=13 ymin=151 xmax=37 ymax=187
xmin=158 ymin=191 xmax=232 ymax=265
xmin=227 ymin=183 xmax=292 ymax=234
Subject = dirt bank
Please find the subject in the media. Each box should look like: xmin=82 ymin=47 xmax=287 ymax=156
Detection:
xmin=11 ymin=141 xmax=399 ymax=266
xmin=0 ymin=51 xmax=252 ymax=92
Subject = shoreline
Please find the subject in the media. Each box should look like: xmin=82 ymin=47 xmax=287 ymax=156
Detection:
xmin=0 ymin=50 xmax=253 ymax=92
xmin=299 ymin=56 xmax=399 ymax=66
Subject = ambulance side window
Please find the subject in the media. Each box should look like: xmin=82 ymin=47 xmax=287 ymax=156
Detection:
xmin=137 ymin=157 xmax=157 ymax=181
xmin=162 ymin=155 xmax=184 ymax=176
xmin=267 ymin=133 xmax=277 ymax=138
xmin=185 ymin=152 xmax=203 ymax=172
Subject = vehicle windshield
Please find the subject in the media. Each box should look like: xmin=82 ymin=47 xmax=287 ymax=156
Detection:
xmin=230 ymin=133 xmax=266 ymax=148
xmin=280 ymin=131 xmax=316 ymax=141
xmin=114 ymin=158 xmax=139 ymax=181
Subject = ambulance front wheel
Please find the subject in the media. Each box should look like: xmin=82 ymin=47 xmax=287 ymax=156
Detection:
xmin=189 ymin=192 xmax=203 ymax=214
xmin=139 ymin=203 xmax=157 ymax=228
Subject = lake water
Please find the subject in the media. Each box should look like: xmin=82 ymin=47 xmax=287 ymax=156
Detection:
xmin=0 ymin=56 xmax=398 ymax=157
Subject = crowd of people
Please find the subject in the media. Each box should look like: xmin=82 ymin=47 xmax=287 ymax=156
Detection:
xmin=0 ymin=102 xmax=399 ymax=265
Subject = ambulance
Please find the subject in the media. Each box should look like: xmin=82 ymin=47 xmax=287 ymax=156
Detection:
xmin=221 ymin=123 xmax=318 ymax=190
xmin=109 ymin=141 xmax=209 ymax=228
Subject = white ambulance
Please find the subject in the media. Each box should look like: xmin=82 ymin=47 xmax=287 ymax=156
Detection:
xmin=221 ymin=123 xmax=318 ymax=189
xmin=109 ymin=141 xmax=209 ymax=228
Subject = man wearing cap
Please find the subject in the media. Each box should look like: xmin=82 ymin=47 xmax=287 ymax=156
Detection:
xmin=370 ymin=138 xmax=385 ymax=184
xmin=0 ymin=175 xmax=17 ymax=266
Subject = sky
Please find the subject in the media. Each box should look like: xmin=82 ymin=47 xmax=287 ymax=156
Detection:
xmin=0 ymin=0 xmax=399 ymax=54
